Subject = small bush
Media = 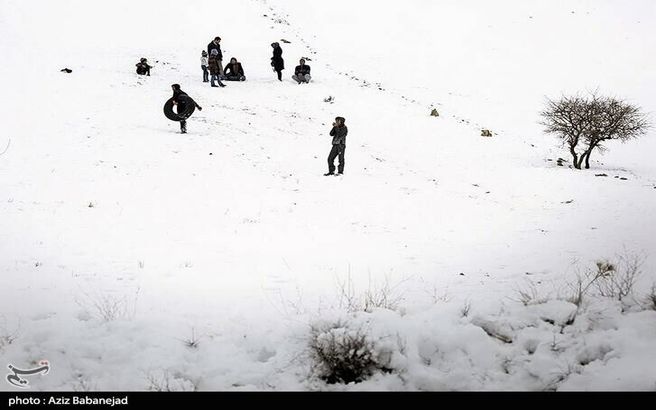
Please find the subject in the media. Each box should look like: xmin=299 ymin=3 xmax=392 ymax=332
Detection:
xmin=336 ymin=275 xmax=405 ymax=313
xmin=566 ymin=253 xmax=644 ymax=307
xmin=146 ymin=370 xmax=199 ymax=392
xmin=0 ymin=316 xmax=20 ymax=351
xmin=75 ymin=288 xmax=140 ymax=322
xmin=309 ymin=321 xmax=386 ymax=384
xmin=567 ymin=261 xmax=614 ymax=307
xmin=594 ymin=254 xmax=642 ymax=302
xmin=643 ymin=284 xmax=656 ymax=311
xmin=513 ymin=281 xmax=549 ymax=306
xmin=181 ymin=328 xmax=201 ymax=349
xmin=460 ymin=300 xmax=472 ymax=318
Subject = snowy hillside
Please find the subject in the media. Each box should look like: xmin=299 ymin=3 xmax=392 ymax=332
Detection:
xmin=1 ymin=0 xmax=655 ymax=391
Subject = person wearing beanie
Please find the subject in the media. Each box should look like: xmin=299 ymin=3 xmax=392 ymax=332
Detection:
xmin=170 ymin=84 xmax=202 ymax=134
xmin=200 ymin=50 xmax=209 ymax=82
xmin=325 ymin=116 xmax=348 ymax=176
xmin=136 ymin=57 xmax=152 ymax=76
xmin=208 ymin=49 xmax=226 ymax=87
xmin=270 ymin=42 xmax=284 ymax=82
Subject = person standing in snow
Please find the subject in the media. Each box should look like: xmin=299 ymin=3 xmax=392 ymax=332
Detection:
xmin=208 ymin=49 xmax=226 ymax=88
xmin=200 ymin=50 xmax=209 ymax=82
xmin=325 ymin=117 xmax=348 ymax=176
xmin=135 ymin=58 xmax=152 ymax=76
xmin=171 ymin=84 xmax=202 ymax=134
xmin=292 ymin=58 xmax=311 ymax=84
xmin=270 ymin=42 xmax=284 ymax=82
xmin=224 ymin=57 xmax=246 ymax=81
xmin=207 ymin=37 xmax=224 ymax=77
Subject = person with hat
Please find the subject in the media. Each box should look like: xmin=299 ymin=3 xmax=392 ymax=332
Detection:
xmin=325 ymin=116 xmax=348 ymax=176
xmin=270 ymin=42 xmax=284 ymax=82
xmin=135 ymin=58 xmax=152 ymax=76
xmin=208 ymin=49 xmax=226 ymax=88
xmin=170 ymin=84 xmax=202 ymax=134
xmin=200 ymin=50 xmax=209 ymax=82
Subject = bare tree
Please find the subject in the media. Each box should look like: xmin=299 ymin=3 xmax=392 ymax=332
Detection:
xmin=540 ymin=93 xmax=650 ymax=169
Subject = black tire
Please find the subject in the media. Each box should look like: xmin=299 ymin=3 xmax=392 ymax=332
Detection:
xmin=163 ymin=97 xmax=196 ymax=122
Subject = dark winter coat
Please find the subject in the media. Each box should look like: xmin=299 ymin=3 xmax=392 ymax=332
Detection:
xmin=330 ymin=125 xmax=348 ymax=145
xmin=207 ymin=41 xmax=223 ymax=60
xmin=208 ymin=56 xmax=222 ymax=75
xmin=271 ymin=46 xmax=284 ymax=71
xmin=224 ymin=62 xmax=244 ymax=77
xmin=295 ymin=64 xmax=311 ymax=76
xmin=135 ymin=62 xmax=152 ymax=75
xmin=172 ymin=89 xmax=201 ymax=111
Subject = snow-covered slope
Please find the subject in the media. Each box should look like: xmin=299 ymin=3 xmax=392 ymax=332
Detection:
xmin=0 ymin=0 xmax=655 ymax=391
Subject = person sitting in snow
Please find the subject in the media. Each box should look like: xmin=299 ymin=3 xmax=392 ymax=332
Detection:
xmin=135 ymin=58 xmax=152 ymax=76
xmin=208 ymin=49 xmax=226 ymax=88
xmin=292 ymin=59 xmax=311 ymax=84
xmin=325 ymin=116 xmax=348 ymax=176
xmin=171 ymin=84 xmax=202 ymax=134
xmin=224 ymin=57 xmax=246 ymax=81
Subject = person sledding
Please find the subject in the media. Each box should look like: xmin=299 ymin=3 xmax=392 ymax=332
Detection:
xmin=170 ymin=84 xmax=202 ymax=134
xmin=224 ymin=58 xmax=246 ymax=81
xmin=325 ymin=116 xmax=348 ymax=176
xmin=292 ymin=59 xmax=311 ymax=84
xmin=208 ymin=49 xmax=226 ymax=87
xmin=136 ymin=58 xmax=152 ymax=76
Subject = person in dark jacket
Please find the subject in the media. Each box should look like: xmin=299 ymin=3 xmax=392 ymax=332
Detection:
xmin=270 ymin=42 xmax=284 ymax=81
xmin=224 ymin=57 xmax=246 ymax=81
xmin=171 ymin=84 xmax=202 ymax=134
xmin=292 ymin=59 xmax=311 ymax=84
xmin=136 ymin=58 xmax=152 ymax=76
xmin=208 ymin=49 xmax=226 ymax=87
xmin=207 ymin=37 xmax=224 ymax=77
xmin=200 ymin=50 xmax=209 ymax=82
xmin=325 ymin=117 xmax=348 ymax=175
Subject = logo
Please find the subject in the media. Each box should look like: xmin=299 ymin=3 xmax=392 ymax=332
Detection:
xmin=6 ymin=361 xmax=50 ymax=388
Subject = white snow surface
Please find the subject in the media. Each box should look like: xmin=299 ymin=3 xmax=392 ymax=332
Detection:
xmin=1 ymin=0 xmax=655 ymax=391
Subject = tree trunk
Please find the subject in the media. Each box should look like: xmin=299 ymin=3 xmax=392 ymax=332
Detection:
xmin=583 ymin=142 xmax=599 ymax=169
xmin=570 ymin=147 xmax=580 ymax=169
xmin=576 ymin=156 xmax=585 ymax=169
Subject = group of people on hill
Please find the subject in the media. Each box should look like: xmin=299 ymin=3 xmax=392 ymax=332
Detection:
xmin=143 ymin=34 xmax=342 ymax=175
xmin=270 ymin=42 xmax=311 ymax=84
xmin=202 ymin=37 xmax=246 ymax=87
xmin=198 ymin=39 xmax=311 ymax=85
xmin=136 ymin=37 xmax=312 ymax=85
